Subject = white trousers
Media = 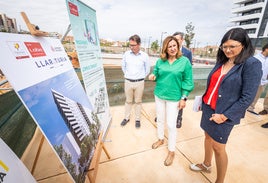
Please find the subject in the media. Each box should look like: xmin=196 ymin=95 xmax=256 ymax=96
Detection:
xmin=155 ymin=95 xmax=178 ymax=151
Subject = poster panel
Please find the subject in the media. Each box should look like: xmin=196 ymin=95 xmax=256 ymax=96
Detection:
xmin=66 ymin=0 xmax=111 ymax=138
xmin=0 ymin=138 xmax=36 ymax=183
xmin=0 ymin=32 xmax=101 ymax=183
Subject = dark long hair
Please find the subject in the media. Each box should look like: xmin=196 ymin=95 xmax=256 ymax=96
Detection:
xmin=217 ymin=28 xmax=254 ymax=64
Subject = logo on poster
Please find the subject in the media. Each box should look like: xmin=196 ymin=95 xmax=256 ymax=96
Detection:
xmin=0 ymin=160 xmax=8 ymax=182
xmin=24 ymin=42 xmax=46 ymax=57
xmin=7 ymin=41 xmax=30 ymax=59
xmin=68 ymin=1 xmax=79 ymax=16
xmin=50 ymin=46 xmax=63 ymax=52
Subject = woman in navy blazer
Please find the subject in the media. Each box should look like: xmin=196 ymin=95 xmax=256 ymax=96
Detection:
xmin=190 ymin=28 xmax=262 ymax=183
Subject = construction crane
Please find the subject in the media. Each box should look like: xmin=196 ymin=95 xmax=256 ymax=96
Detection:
xmin=60 ymin=24 xmax=71 ymax=42
xmin=20 ymin=12 xmax=59 ymax=38
xmin=20 ymin=12 xmax=49 ymax=36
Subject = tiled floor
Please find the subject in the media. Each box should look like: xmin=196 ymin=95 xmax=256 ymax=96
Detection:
xmin=22 ymin=99 xmax=268 ymax=183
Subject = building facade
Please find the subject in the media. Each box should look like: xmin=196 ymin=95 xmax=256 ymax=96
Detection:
xmin=51 ymin=89 xmax=95 ymax=146
xmin=0 ymin=13 xmax=18 ymax=33
xmin=230 ymin=0 xmax=268 ymax=48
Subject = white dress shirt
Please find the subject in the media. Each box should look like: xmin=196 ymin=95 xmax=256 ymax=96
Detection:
xmin=255 ymin=52 xmax=268 ymax=85
xmin=121 ymin=50 xmax=150 ymax=79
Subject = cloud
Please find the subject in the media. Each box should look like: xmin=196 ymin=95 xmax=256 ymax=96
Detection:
xmin=0 ymin=0 xmax=233 ymax=46
xmin=87 ymin=0 xmax=233 ymax=46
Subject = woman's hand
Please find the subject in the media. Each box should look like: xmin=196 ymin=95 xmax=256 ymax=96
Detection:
xmin=209 ymin=113 xmax=227 ymax=124
xmin=178 ymin=100 xmax=186 ymax=110
xmin=148 ymin=74 xmax=156 ymax=81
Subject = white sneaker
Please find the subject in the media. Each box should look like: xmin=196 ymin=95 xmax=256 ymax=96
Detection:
xmin=190 ymin=163 xmax=211 ymax=173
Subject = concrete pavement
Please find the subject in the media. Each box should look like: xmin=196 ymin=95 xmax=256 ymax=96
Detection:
xmin=21 ymin=99 xmax=268 ymax=183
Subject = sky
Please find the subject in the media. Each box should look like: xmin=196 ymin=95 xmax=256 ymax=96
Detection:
xmin=0 ymin=0 xmax=233 ymax=47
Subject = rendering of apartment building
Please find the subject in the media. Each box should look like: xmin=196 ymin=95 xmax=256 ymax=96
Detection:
xmin=230 ymin=0 xmax=268 ymax=47
xmin=0 ymin=13 xmax=18 ymax=33
xmin=51 ymin=89 xmax=94 ymax=146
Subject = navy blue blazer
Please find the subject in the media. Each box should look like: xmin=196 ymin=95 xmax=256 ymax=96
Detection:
xmin=203 ymin=56 xmax=262 ymax=125
xmin=182 ymin=46 xmax=192 ymax=64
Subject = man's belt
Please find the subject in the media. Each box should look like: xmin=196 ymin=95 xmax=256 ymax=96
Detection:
xmin=126 ymin=78 xmax=144 ymax=82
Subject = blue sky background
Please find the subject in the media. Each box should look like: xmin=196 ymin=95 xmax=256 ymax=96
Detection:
xmin=18 ymin=69 xmax=92 ymax=145
xmin=0 ymin=0 xmax=233 ymax=47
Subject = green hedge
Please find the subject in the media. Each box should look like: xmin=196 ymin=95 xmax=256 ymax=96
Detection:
xmin=0 ymin=90 xmax=36 ymax=158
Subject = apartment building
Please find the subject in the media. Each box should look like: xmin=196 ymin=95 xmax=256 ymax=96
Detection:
xmin=0 ymin=13 xmax=18 ymax=33
xmin=230 ymin=0 xmax=268 ymax=47
xmin=51 ymin=89 xmax=93 ymax=146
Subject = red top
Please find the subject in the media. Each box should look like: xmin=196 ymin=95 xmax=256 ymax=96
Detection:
xmin=203 ymin=66 xmax=225 ymax=110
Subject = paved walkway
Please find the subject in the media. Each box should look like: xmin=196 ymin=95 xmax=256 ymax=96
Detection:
xmin=22 ymin=99 xmax=268 ymax=183
xmin=96 ymin=100 xmax=268 ymax=183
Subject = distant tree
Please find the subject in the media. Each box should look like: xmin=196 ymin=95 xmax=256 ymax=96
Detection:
xmin=54 ymin=144 xmax=78 ymax=181
xmin=261 ymin=39 xmax=267 ymax=48
xmin=100 ymin=42 xmax=113 ymax=47
xmin=125 ymin=42 xmax=130 ymax=47
xmin=77 ymin=136 xmax=92 ymax=182
xmin=0 ymin=28 xmax=7 ymax=32
xmin=184 ymin=22 xmax=195 ymax=48
xmin=89 ymin=112 xmax=101 ymax=144
xmin=151 ymin=40 xmax=159 ymax=53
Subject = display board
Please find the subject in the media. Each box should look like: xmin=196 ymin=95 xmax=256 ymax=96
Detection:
xmin=0 ymin=32 xmax=100 ymax=183
xmin=66 ymin=0 xmax=111 ymax=138
xmin=0 ymin=138 xmax=36 ymax=183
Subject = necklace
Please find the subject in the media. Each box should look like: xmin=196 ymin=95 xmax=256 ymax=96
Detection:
xmin=228 ymin=59 xmax=234 ymax=64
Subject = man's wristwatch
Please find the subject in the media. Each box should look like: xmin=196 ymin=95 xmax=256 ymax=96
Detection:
xmin=181 ymin=96 xmax=187 ymax=101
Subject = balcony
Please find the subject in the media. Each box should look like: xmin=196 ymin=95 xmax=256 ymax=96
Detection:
xmin=233 ymin=0 xmax=254 ymax=4
xmin=238 ymin=23 xmax=259 ymax=29
xmin=230 ymin=13 xmax=261 ymax=23
xmin=232 ymin=2 xmax=265 ymax=14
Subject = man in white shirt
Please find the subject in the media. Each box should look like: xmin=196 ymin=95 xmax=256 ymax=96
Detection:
xmin=121 ymin=34 xmax=150 ymax=128
xmin=247 ymin=43 xmax=268 ymax=128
